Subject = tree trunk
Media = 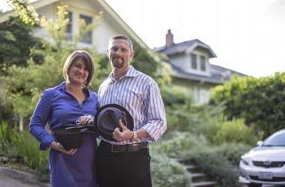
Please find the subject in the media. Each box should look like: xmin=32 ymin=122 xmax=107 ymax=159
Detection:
xmin=19 ymin=116 xmax=24 ymax=131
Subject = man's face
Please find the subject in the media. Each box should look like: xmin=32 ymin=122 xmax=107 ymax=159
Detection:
xmin=107 ymin=39 xmax=134 ymax=70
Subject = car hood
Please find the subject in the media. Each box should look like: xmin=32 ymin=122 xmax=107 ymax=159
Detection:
xmin=244 ymin=147 xmax=285 ymax=160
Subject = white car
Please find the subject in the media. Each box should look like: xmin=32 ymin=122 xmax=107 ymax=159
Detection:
xmin=239 ymin=129 xmax=285 ymax=187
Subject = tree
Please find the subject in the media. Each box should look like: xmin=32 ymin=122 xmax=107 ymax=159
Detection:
xmin=0 ymin=4 xmax=171 ymax=131
xmin=0 ymin=4 xmax=106 ymax=130
xmin=0 ymin=16 xmax=42 ymax=74
xmin=210 ymin=73 xmax=285 ymax=138
xmin=5 ymin=0 xmax=39 ymax=25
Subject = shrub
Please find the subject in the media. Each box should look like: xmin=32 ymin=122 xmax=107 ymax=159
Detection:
xmin=186 ymin=147 xmax=239 ymax=187
xmin=211 ymin=143 xmax=252 ymax=166
xmin=151 ymin=152 xmax=190 ymax=187
xmin=0 ymin=121 xmax=17 ymax=152
xmin=151 ymin=132 xmax=208 ymax=158
xmin=12 ymin=131 xmax=49 ymax=180
xmin=161 ymin=86 xmax=195 ymax=133
xmin=211 ymin=73 xmax=285 ymax=138
xmin=165 ymin=108 xmax=199 ymax=133
xmin=213 ymin=118 xmax=258 ymax=145
xmin=192 ymin=105 xmax=224 ymax=142
xmin=161 ymin=86 xmax=192 ymax=108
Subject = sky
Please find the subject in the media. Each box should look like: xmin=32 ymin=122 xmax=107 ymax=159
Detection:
xmin=1 ymin=0 xmax=285 ymax=77
xmin=104 ymin=0 xmax=285 ymax=78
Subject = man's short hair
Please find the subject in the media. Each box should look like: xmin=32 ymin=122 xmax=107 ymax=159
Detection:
xmin=109 ymin=34 xmax=133 ymax=51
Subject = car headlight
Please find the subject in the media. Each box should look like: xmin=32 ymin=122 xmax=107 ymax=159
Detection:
xmin=241 ymin=158 xmax=249 ymax=166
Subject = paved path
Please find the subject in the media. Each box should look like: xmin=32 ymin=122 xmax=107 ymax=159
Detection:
xmin=0 ymin=174 xmax=46 ymax=187
xmin=0 ymin=165 xmax=284 ymax=187
xmin=0 ymin=166 xmax=50 ymax=187
xmin=241 ymin=185 xmax=285 ymax=187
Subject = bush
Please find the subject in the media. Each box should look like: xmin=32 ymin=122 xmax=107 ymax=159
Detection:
xmin=186 ymin=147 xmax=239 ymax=187
xmin=161 ymin=86 xmax=192 ymax=108
xmin=151 ymin=152 xmax=190 ymax=187
xmin=151 ymin=132 xmax=208 ymax=158
xmin=211 ymin=73 xmax=285 ymax=138
xmin=0 ymin=128 xmax=49 ymax=180
xmin=191 ymin=104 xmax=224 ymax=140
xmin=211 ymin=143 xmax=252 ymax=166
xmin=14 ymin=131 xmax=49 ymax=171
xmin=213 ymin=118 xmax=258 ymax=145
xmin=161 ymin=86 xmax=194 ymax=133
xmin=0 ymin=17 xmax=43 ymax=73
xmin=0 ymin=121 xmax=17 ymax=152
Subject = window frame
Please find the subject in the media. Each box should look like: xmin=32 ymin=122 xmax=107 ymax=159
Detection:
xmin=65 ymin=11 xmax=73 ymax=41
xmin=189 ymin=52 xmax=208 ymax=73
xmin=79 ymin=13 xmax=93 ymax=44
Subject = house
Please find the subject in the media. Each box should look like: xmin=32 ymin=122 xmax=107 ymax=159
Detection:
xmin=156 ymin=30 xmax=246 ymax=104
xmin=0 ymin=1 xmax=244 ymax=104
xmin=0 ymin=0 xmax=149 ymax=54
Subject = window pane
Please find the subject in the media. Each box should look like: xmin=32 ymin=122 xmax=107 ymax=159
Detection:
xmin=191 ymin=54 xmax=197 ymax=70
xmin=65 ymin=11 xmax=72 ymax=40
xmin=79 ymin=14 xmax=93 ymax=44
xmin=200 ymin=56 xmax=206 ymax=71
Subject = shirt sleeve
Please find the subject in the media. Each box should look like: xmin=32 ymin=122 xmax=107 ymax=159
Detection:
xmin=29 ymin=90 xmax=56 ymax=150
xmin=141 ymin=81 xmax=167 ymax=141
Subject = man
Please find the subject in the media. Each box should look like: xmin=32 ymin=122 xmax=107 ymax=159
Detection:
xmin=96 ymin=34 xmax=167 ymax=187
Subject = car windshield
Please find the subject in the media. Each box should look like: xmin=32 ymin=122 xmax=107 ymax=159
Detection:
xmin=263 ymin=130 xmax=285 ymax=146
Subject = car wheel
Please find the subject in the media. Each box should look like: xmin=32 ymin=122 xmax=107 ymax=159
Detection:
xmin=247 ymin=183 xmax=262 ymax=187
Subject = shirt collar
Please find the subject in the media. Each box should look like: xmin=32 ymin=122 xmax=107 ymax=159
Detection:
xmin=108 ymin=65 xmax=138 ymax=80
xmin=58 ymin=81 xmax=90 ymax=99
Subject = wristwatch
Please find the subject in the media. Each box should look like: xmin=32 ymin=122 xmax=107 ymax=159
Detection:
xmin=131 ymin=131 xmax=138 ymax=142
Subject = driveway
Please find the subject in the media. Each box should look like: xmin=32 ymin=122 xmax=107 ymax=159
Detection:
xmin=0 ymin=166 xmax=50 ymax=187
xmin=241 ymin=185 xmax=285 ymax=187
xmin=0 ymin=174 xmax=47 ymax=187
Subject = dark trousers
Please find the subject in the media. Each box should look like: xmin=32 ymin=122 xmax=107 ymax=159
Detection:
xmin=95 ymin=142 xmax=152 ymax=187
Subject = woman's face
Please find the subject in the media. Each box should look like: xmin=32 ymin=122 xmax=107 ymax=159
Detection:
xmin=68 ymin=59 xmax=89 ymax=85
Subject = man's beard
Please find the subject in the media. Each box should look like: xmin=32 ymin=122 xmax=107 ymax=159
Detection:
xmin=111 ymin=57 xmax=124 ymax=68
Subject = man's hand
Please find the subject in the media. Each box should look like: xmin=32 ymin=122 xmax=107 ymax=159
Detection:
xmin=112 ymin=119 xmax=133 ymax=141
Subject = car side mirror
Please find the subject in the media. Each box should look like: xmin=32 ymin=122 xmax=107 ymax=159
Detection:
xmin=256 ymin=140 xmax=263 ymax=146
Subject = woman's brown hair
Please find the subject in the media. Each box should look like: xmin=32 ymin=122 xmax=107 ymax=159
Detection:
xmin=63 ymin=50 xmax=94 ymax=87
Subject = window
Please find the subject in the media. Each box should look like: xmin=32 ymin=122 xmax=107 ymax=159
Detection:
xmin=79 ymin=14 xmax=93 ymax=44
xmin=191 ymin=54 xmax=197 ymax=70
xmin=65 ymin=11 xmax=73 ymax=40
xmin=200 ymin=56 xmax=206 ymax=71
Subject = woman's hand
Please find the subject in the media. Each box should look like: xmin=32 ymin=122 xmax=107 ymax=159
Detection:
xmin=50 ymin=141 xmax=77 ymax=155
xmin=76 ymin=115 xmax=94 ymax=125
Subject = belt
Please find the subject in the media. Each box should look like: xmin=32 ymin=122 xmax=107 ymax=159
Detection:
xmin=101 ymin=141 xmax=149 ymax=153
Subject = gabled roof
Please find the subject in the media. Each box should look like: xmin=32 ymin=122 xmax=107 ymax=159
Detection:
xmin=0 ymin=0 xmax=149 ymax=50
xmin=210 ymin=64 xmax=247 ymax=78
xmin=96 ymin=0 xmax=149 ymax=49
xmin=156 ymin=39 xmax=217 ymax=58
xmin=170 ymin=62 xmax=246 ymax=84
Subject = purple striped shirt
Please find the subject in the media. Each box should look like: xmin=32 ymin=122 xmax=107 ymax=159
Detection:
xmin=98 ymin=66 xmax=167 ymax=145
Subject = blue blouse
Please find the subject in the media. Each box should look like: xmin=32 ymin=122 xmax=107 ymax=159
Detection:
xmin=30 ymin=82 xmax=99 ymax=187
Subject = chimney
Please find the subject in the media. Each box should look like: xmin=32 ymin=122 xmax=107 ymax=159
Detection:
xmin=165 ymin=29 xmax=174 ymax=47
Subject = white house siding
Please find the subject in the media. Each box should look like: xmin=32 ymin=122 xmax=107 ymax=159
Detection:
xmin=172 ymin=78 xmax=213 ymax=104
xmin=94 ymin=17 xmax=119 ymax=53
xmin=192 ymin=85 xmax=211 ymax=104
xmin=31 ymin=0 xmax=122 ymax=53
xmin=33 ymin=5 xmax=55 ymax=41
xmin=171 ymin=55 xmax=190 ymax=70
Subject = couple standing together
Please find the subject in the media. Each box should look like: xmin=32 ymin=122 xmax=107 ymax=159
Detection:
xmin=29 ymin=34 xmax=167 ymax=187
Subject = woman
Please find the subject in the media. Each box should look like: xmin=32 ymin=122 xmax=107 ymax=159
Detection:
xmin=30 ymin=50 xmax=99 ymax=187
